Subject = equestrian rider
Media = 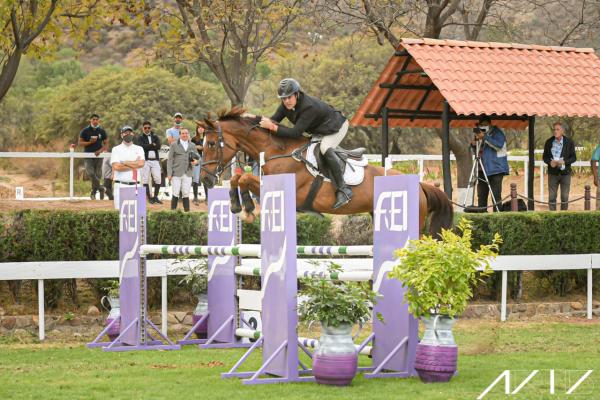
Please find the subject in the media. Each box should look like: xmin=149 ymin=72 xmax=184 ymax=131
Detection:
xmin=259 ymin=78 xmax=352 ymax=209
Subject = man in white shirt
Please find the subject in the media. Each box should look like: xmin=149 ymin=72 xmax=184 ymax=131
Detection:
xmin=110 ymin=126 xmax=145 ymax=209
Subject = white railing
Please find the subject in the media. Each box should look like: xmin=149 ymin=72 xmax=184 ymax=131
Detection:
xmin=0 ymin=255 xmax=597 ymax=340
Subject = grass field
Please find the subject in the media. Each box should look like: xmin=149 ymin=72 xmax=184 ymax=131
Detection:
xmin=1 ymin=319 xmax=599 ymax=400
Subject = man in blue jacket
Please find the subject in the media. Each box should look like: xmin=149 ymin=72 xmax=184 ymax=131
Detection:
xmin=471 ymin=115 xmax=509 ymax=211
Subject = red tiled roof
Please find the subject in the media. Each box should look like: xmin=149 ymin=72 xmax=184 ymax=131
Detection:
xmin=351 ymin=38 xmax=600 ymax=129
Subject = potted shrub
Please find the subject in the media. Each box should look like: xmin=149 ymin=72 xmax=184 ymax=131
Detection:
xmin=101 ymin=280 xmax=120 ymax=340
xmin=388 ymin=218 xmax=501 ymax=383
xmin=175 ymin=257 xmax=208 ymax=338
xmin=298 ymin=262 xmax=380 ymax=386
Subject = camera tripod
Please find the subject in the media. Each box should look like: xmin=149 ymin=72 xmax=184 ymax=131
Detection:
xmin=463 ymin=139 xmax=500 ymax=212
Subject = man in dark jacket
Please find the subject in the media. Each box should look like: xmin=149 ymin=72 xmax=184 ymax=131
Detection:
xmin=542 ymin=121 xmax=577 ymax=210
xmin=78 ymin=113 xmax=108 ymax=199
xmin=259 ymin=78 xmax=351 ymax=209
xmin=135 ymin=121 xmax=162 ymax=204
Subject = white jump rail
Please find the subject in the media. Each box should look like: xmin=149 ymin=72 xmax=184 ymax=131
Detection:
xmin=0 ymin=254 xmax=597 ymax=340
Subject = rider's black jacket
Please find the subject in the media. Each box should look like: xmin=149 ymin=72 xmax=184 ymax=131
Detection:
xmin=269 ymin=92 xmax=346 ymax=139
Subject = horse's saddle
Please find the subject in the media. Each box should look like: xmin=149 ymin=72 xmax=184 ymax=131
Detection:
xmin=302 ymin=141 xmax=368 ymax=186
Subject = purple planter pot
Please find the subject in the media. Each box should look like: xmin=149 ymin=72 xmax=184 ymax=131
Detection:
xmin=106 ymin=317 xmax=121 ymax=341
xmin=313 ymin=353 xmax=358 ymax=386
xmin=192 ymin=314 xmax=208 ymax=339
xmin=414 ymin=343 xmax=457 ymax=383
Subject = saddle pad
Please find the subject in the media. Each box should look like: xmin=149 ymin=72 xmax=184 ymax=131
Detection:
xmin=305 ymin=142 xmax=368 ymax=186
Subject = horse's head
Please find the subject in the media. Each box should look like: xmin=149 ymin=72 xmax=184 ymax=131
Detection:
xmin=198 ymin=117 xmax=240 ymax=189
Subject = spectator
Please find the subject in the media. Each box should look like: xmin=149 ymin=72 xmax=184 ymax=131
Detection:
xmin=101 ymin=151 xmax=113 ymax=201
xmin=191 ymin=124 xmax=205 ymax=205
xmin=167 ymin=128 xmax=199 ymax=212
xmin=166 ymin=112 xmax=183 ymax=145
xmin=78 ymin=114 xmax=108 ymax=199
xmin=135 ymin=121 xmax=162 ymax=204
xmin=543 ymin=121 xmax=576 ymax=211
xmin=110 ymin=126 xmax=145 ymax=209
xmin=471 ymin=115 xmax=509 ymax=212
xmin=591 ymin=144 xmax=600 ymax=210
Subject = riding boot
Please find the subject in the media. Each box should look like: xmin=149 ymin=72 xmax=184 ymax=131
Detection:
xmin=153 ymin=184 xmax=162 ymax=204
xmin=324 ymin=148 xmax=353 ymax=209
xmin=203 ymin=185 xmax=209 ymax=203
xmin=182 ymin=197 xmax=190 ymax=212
xmin=171 ymin=196 xmax=179 ymax=210
xmin=192 ymin=183 xmax=200 ymax=205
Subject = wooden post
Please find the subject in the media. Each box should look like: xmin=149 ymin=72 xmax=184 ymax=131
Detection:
xmin=585 ymin=185 xmax=591 ymax=211
xmin=510 ymin=183 xmax=518 ymax=211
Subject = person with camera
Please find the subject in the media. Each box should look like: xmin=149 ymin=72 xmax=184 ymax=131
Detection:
xmin=135 ymin=121 xmax=163 ymax=205
xmin=79 ymin=113 xmax=108 ymax=200
xmin=543 ymin=121 xmax=576 ymax=211
xmin=110 ymin=126 xmax=145 ymax=209
xmin=470 ymin=115 xmax=509 ymax=211
xmin=167 ymin=128 xmax=200 ymax=212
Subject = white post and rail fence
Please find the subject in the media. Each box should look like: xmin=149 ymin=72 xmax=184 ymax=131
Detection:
xmin=0 ymin=255 xmax=597 ymax=340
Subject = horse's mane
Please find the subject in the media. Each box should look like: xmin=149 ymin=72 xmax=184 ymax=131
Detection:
xmin=217 ymin=106 xmax=248 ymax=121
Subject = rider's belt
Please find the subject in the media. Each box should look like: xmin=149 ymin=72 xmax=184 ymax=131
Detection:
xmin=114 ymin=180 xmax=137 ymax=185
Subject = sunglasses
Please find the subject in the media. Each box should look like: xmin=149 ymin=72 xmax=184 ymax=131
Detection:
xmin=143 ymin=126 xmax=151 ymax=130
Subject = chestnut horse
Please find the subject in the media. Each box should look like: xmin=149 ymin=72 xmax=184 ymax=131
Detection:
xmin=199 ymin=108 xmax=453 ymax=236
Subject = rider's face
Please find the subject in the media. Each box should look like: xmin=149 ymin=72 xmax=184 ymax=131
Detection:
xmin=282 ymin=93 xmax=297 ymax=110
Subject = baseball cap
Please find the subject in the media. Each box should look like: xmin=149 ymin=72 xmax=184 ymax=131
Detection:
xmin=120 ymin=126 xmax=134 ymax=133
xmin=174 ymin=112 xmax=183 ymax=118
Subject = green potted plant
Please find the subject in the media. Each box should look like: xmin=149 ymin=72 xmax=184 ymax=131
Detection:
xmin=388 ymin=218 xmax=501 ymax=383
xmin=101 ymin=279 xmax=120 ymax=340
xmin=175 ymin=257 xmax=208 ymax=338
xmin=298 ymin=262 xmax=380 ymax=386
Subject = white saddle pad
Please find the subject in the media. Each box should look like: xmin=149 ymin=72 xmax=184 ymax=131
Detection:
xmin=305 ymin=143 xmax=368 ymax=186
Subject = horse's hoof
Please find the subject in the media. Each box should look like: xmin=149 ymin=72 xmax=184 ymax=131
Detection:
xmin=230 ymin=203 xmax=242 ymax=214
xmin=241 ymin=210 xmax=255 ymax=224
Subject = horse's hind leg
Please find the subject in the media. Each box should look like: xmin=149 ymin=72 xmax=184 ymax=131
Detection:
xmin=239 ymin=173 xmax=258 ymax=214
xmin=229 ymin=173 xmax=243 ymax=214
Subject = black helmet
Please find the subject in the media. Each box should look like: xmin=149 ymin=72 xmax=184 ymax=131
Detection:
xmin=277 ymin=78 xmax=301 ymax=98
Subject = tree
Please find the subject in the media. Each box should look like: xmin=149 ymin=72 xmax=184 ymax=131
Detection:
xmin=34 ymin=66 xmax=227 ymax=144
xmin=148 ymin=0 xmax=308 ymax=106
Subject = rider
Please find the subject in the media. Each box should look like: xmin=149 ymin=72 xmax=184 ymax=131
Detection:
xmin=259 ymin=78 xmax=352 ymax=209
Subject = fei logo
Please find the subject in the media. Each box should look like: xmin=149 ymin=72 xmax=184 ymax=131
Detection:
xmin=208 ymin=200 xmax=233 ymax=232
xmin=374 ymin=191 xmax=407 ymax=232
xmin=119 ymin=200 xmax=137 ymax=233
xmin=261 ymin=191 xmax=285 ymax=232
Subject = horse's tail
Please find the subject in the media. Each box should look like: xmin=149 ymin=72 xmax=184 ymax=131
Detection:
xmin=420 ymin=183 xmax=454 ymax=238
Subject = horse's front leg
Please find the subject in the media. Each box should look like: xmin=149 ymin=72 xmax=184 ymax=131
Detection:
xmin=238 ymin=172 xmax=259 ymax=214
xmin=229 ymin=173 xmax=243 ymax=214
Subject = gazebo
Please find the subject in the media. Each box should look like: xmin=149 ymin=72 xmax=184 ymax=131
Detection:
xmin=351 ymin=38 xmax=600 ymax=209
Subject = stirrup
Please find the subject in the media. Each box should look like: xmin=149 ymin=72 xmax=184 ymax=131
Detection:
xmin=333 ymin=189 xmax=353 ymax=209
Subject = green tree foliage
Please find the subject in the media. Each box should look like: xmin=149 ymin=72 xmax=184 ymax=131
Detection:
xmin=34 ymin=66 xmax=227 ymax=144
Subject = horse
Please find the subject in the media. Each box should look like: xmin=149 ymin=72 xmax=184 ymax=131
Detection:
xmin=198 ymin=107 xmax=453 ymax=237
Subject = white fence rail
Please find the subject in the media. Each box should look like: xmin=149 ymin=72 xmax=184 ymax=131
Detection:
xmin=0 ymin=255 xmax=597 ymax=340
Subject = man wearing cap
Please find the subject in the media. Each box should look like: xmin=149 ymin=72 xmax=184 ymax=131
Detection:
xmin=166 ymin=113 xmax=183 ymax=145
xmin=135 ymin=121 xmax=163 ymax=204
xmin=167 ymin=128 xmax=199 ymax=212
xmin=110 ymin=126 xmax=145 ymax=209
xmin=79 ymin=114 xmax=108 ymax=200
xmin=471 ymin=115 xmax=509 ymax=211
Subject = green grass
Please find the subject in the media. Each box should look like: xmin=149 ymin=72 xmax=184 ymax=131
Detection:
xmin=0 ymin=320 xmax=599 ymax=400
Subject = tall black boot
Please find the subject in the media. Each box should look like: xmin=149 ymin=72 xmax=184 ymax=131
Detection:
xmin=192 ymin=183 xmax=199 ymax=205
xmin=153 ymin=184 xmax=162 ymax=204
xmin=324 ymin=148 xmax=353 ymax=209
xmin=182 ymin=197 xmax=190 ymax=212
xmin=203 ymin=184 xmax=209 ymax=203
xmin=144 ymin=184 xmax=153 ymax=203
xmin=171 ymin=196 xmax=179 ymax=210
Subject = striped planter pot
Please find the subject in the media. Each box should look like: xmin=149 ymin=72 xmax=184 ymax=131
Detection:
xmin=313 ymin=323 xmax=358 ymax=386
